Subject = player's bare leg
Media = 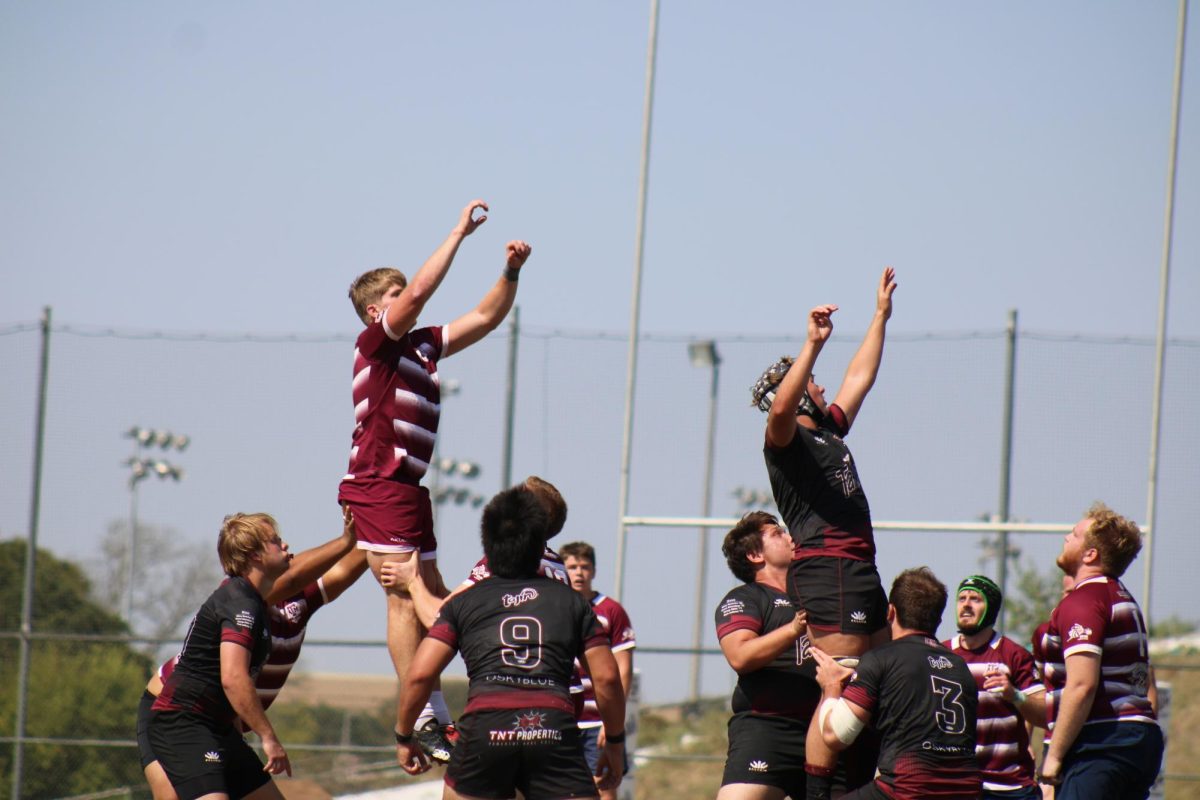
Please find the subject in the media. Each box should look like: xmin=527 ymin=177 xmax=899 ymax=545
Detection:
xmin=242 ymin=781 xmax=286 ymax=800
xmin=367 ymin=551 xmax=421 ymax=683
xmin=804 ymin=630 xmax=872 ymax=800
xmin=142 ymin=761 xmax=178 ymax=800
xmin=717 ymin=784 xmax=787 ymax=799
xmin=442 ymin=786 xmax=492 ymax=800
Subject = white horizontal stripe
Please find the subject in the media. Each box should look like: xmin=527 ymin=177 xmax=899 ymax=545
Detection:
xmin=982 ymin=779 xmax=1026 ymax=791
xmin=352 ymin=361 xmax=371 ymax=390
xmin=977 ymin=742 xmax=1018 ymax=758
xmin=977 ymin=715 xmax=1020 ymax=732
xmin=1063 ymin=643 xmax=1102 ymax=658
xmin=260 ymin=663 xmax=297 ymax=676
xmin=396 ymin=355 xmax=434 ymax=384
xmin=257 ymin=687 xmax=281 ymax=698
xmin=393 ymin=419 xmax=436 ymax=448
xmin=382 ymin=314 xmax=401 ymax=341
xmin=394 ymin=388 xmax=440 ymax=416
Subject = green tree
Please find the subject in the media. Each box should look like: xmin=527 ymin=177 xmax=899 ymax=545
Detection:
xmin=0 ymin=539 xmax=152 ymax=798
xmin=1001 ymin=559 xmax=1064 ymax=646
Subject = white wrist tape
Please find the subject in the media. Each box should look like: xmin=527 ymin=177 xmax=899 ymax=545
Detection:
xmin=823 ymin=698 xmax=865 ymax=746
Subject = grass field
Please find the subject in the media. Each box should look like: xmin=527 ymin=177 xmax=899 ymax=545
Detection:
xmin=271 ymin=655 xmax=1200 ymax=799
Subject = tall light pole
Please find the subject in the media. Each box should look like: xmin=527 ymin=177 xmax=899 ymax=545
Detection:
xmin=123 ymin=426 xmax=188 ymax=624
xmin=430 ymin=379 xmax=462 ymax=526
xmin=687 ymin=341 xmax=720 ymax=706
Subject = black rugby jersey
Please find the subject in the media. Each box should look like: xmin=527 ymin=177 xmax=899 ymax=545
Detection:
xmin=764 ymin=404 xmax=874 ymax=561
xmin=842 ymin=634 xmax=980 ymax=799
xmin=153 ymin=577 xmax=272 ymax=725
xmin=714 ymin=582 xmax=819 ymax=719
xmin=428 ymin=575 xmax=607 ymax=715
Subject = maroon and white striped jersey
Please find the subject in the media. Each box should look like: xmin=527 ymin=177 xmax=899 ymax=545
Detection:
xmin=1031 ymin=620 xmax=1055 ymax=744
xmin=1044 ymin=576 xmax=1156 ymax=730
xmin=341 ymin=321 xmax=446 ymax=486
xmin=574 ymin=593 xmax=636 ymax=728
xmin=946 ymin=632 xmax=1042 ymax=793
xmin=159 ymin=580 xmax=327 ymax=714
xmin=462 ymin=546 xmax=569 ymax=588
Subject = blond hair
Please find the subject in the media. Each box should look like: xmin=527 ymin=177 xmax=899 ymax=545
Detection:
xmin=524 ymin=476 xmax=567 ymax=538
xmin=1083 ymin=502 xmax=1143 ymax=577
xmin=348 ymin=267 xmax=407 ymax=325
xmin=218 ymin=513 xmax=279 ymax=577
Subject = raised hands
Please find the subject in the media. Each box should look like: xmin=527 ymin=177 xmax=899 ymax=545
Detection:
xmin=808 ymin=304 xmax=838 ymax=345
xmin=876 ymin=266 xmax=898 ymax=320
xmin=455 ymin=199 xmax=489 ymax=237
xmin=506 ymin=240 xmax=532 ymax=271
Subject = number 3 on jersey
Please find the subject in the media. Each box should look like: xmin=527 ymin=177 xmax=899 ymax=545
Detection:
xmin=930 ymin=675 xmax=966 ymax=734
xmin=500 ymin=616 xmax=543 ymax=669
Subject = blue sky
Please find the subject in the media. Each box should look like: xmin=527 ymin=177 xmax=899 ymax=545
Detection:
xmin=1 ymin=3 xmax=1196 ymax=704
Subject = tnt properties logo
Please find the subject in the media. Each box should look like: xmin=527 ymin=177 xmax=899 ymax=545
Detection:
xmin=488 ymin=711 xmax=563 ymax=744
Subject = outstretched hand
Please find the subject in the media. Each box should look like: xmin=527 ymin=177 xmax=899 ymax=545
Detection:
xmin=876 ymin=267 xmax=897 ymax=319
xmin=340 ymin=505 xmax=357 ymax=545
xmin=456 ymin=199 xmax=489 ymax=237
xmin=506 ymin=240 xmax=532 ymax=271
xmin=807 ymin=304 xmax=838 ymax=344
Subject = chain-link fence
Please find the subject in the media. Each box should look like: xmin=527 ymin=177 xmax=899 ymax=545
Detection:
xmin=2 ymin=320 xmax=1197 ymax=797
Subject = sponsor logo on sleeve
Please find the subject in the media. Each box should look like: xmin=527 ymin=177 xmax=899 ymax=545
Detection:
xmin=234 ymin=610 xmax=256 ymax=629
xmin=470 ymin=565 xmax=491 ymax=582
xmin=282 ymin=601 xmax=303 ymax=622
xmin=620 ymin=629 xmax=635 ymax=642
xmin=501 ymin=588 xmax=539 ymax=608
xmin=1066 ymin=623 xmax=1093 ymax=642
xmin=719 ymin=598 xmax=745 ymax=618
xmin=927 ymin=655 xmax=954 ymax=670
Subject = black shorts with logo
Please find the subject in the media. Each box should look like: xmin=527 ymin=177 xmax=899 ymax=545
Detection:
xmin=721 ymin=711 xmax=808 ymax=797
xmin=147 ymin=710 xmax=270 ymax=800
xmin=446 ymin=707 xmax=597 ymax=800
xmin=788 ymin=556 xmax=887 ymax=636
xmin=136 ymin=691 xmax=157 ymax=769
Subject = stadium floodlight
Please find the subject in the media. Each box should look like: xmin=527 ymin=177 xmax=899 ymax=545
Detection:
xmin=122 ymin=425 xmax=189 ymax=624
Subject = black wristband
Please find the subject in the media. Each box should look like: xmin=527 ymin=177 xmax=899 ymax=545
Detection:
xmin=395 ymin=730 xmax=415 ymax=745
xmin=605 ymin=730 xmax=626 ymax=744
xmin=503 ymin=265 xmax=520 ymax=282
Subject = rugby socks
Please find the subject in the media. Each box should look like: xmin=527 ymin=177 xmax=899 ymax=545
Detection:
xmin=430 ymin=691 xmax=452 ymax=725
xmin=805 ymin=763 xmax=834 ymax=800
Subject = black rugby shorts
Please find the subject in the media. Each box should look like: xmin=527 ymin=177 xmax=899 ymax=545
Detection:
xmin=788 ymin=556 xmax=887 ymax=636
xmin=135 ymin=691 xmax=158 ymax=769
xmin=721 ymin=712 xmax=808 ymax=797
xmin=446 ymin=707 xmax=597 ymax=799
xmin=147 ymin=710 xmax=269 ymax=800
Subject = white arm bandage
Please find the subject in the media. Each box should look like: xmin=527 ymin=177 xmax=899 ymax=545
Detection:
xmin=819 ymin=697 xmax=865 ymax=746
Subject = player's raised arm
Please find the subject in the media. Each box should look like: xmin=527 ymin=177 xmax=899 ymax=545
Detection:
xmin=445 ymin=239 xmax=532 ymax=356
xmin=383 ymin=199 xmax=488 ymax=338
xmin=265 ymin=506 xmax=357 ymax=604
xmin=766 ymin=305 xmax=836 ymax=448
xmin=833 ymin=267 xmax=896 ymax=428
